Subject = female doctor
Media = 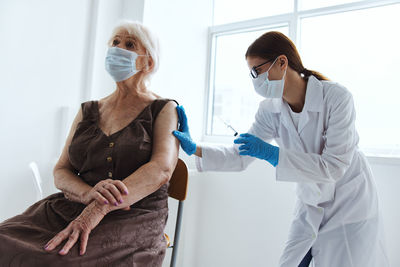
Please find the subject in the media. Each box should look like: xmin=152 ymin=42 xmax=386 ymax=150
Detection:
xmin=172 ymin=31 xmax=389 ymax=267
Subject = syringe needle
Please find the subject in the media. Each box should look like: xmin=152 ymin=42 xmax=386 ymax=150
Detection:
xmin=217 ymin=116 xmax=238 ymax=136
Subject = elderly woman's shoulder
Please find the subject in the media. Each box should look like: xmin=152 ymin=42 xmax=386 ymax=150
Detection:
xmin=150 ymin=99 xmax=179 ymax=125
xmin=153 ymin=98 xmax=178 ymax=116
xmin=158 ymin=99 xmax=178 ymax=113
xmin=153 ymin=96 xmax=179 ymax=106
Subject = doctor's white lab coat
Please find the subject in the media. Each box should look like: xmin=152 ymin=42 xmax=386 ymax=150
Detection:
xmin=195 ymin=76 xmax=389 ymax=267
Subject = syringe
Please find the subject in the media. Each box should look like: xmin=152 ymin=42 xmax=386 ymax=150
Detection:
xmin=217 ymin=116 xmax=238 ymax=136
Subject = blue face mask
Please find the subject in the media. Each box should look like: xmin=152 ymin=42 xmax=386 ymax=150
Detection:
xmin=105 ymin=47 xmax=147 ymax=82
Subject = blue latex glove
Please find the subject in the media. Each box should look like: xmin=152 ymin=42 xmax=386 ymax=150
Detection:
xmin=172 ymin=105 xmax=197 ymax=156
xmin=234 ymin=133 xmax=279 ymax=167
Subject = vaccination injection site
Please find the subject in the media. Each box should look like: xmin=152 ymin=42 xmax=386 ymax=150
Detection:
xmin=1 ymin=0 xmax=400 ymax=266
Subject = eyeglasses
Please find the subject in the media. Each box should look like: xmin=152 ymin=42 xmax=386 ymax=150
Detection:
xmin=250 ymin=59 xmax=273 ymax=79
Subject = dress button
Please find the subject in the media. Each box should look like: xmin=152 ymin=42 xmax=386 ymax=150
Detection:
xmin=109 ymin=142 xmax=114 ymax=148
xmin=312 ymin=233 xmax=316 ymax=239
xmin=108 ymin=172 xmax=113 ymax=178
xmin=107 ymin=156 xmax=112 ymax=162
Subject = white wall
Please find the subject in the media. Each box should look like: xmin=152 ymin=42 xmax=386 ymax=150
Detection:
xmin=142 ymin=0 xmax=213 ymax=141
xmin=1 ymin=1 xmax=399 ymax=267
xmin=90 ymin=0 xmax=145 ymax=100
xmin=0 ymin=0 xmax=91 ymax=219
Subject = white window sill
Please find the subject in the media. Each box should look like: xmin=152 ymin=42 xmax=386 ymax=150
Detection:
xmin=364 ymin=155 xmax=400 ymax=165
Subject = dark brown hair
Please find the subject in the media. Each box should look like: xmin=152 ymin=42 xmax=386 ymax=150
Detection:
xmin=245 ymin=31 xmax=328 ymax=81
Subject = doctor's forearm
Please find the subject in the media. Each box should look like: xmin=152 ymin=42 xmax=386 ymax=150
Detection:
xmin=195 ymin=146 xmax=202 ymax=157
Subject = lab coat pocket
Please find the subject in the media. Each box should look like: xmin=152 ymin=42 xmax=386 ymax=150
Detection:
xmin=335 ymin=173 xmax=364 ymax=193
xmin=296 ymin=183 xmax=321 ymax=206
xmin=318 ymin=183 xmax=335 ymax=204
xmin=334 ymin=173 xmax=368 ymax=222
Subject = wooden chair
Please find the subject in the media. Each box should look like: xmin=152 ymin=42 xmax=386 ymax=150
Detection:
xmin=29 ymin=161 xmax=43 ymax=201
xmin=165 ymin=158 xmax=188 ymax=267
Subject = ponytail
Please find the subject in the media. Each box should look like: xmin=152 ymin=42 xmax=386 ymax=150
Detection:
xmin=301 ymin=68 xmax=329 ymax=81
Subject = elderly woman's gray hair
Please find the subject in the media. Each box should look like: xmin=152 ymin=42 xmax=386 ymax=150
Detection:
xmin=108 ymin=20 xmax=160 ymax=75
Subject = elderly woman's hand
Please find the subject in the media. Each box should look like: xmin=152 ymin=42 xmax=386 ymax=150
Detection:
xmin=83 ymin=179 xmax=129 ymax=206
xmin=44 ymin=202 xmax=106 ymax=256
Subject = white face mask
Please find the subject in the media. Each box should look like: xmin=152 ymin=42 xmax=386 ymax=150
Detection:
xmin=105 ymin=47 xmax=147 ymax=82
xmin=252 ymin=57 xmax=287 ymax=99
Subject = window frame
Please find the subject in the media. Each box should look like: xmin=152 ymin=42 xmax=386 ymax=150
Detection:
xmin=204 ymin=0 xmax=400 ymax=160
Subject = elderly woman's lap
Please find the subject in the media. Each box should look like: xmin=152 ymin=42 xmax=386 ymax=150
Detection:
xmin=0 ymin=193 xmax=168 ymax=267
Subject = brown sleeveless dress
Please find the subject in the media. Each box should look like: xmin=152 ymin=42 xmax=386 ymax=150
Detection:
xmin=0 ymin=99 xmax=176 ymax=267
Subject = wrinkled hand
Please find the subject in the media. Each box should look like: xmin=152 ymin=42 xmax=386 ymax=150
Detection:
xmin=234 ymin=133 xmax=279 ymax=167
xmin=44 ymin=202 xmax=106 ymax=256
xmin=172 ymin=105 xmax=197 ymax=155
xmin=83 ymin=179 xmax=129 ymax=207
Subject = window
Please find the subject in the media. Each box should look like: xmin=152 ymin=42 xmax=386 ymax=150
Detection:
xmin=299 ymin=0 xmax=361 ymax=10
xmin=206 ymin=0 xmax=400 ymax=157
xmin=213 ymin=0 xmax=293 ymax=25
xmin=208 ymin=26 xmax=288 ymax=136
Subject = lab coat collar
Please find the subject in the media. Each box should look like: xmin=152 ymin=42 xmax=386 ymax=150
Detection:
xmin=296 ymin=76 xmax=324 ymax=134
xmin=303 ymin=75 xmax=324 ymax=113
xmin=259 ymin=75 xmax=323 ymax=114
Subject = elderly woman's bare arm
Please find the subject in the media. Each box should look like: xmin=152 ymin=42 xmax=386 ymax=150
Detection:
xmin=53 ymin=109 xmax=128 ymax=205
xmin=53 ymin=109 xmax=92 ymax=203
xmin=99 ymin=100 xmax=179 ymax=213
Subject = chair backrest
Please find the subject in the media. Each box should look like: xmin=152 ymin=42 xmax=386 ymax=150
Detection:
xmin=168 ymin=158 xmax=188 ymax=201
xmin=29 ymin=161 xmax=43 ymax=201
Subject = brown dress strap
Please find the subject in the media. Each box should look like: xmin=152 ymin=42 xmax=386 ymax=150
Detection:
xmin=80 ymin=101 xmax=99 ymax=122
xmin=150 ymin=98 xmax=179 ymax=121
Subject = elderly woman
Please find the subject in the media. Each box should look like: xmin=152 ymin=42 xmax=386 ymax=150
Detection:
xmin=0 ymin=21 xmax=178 ymax=266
